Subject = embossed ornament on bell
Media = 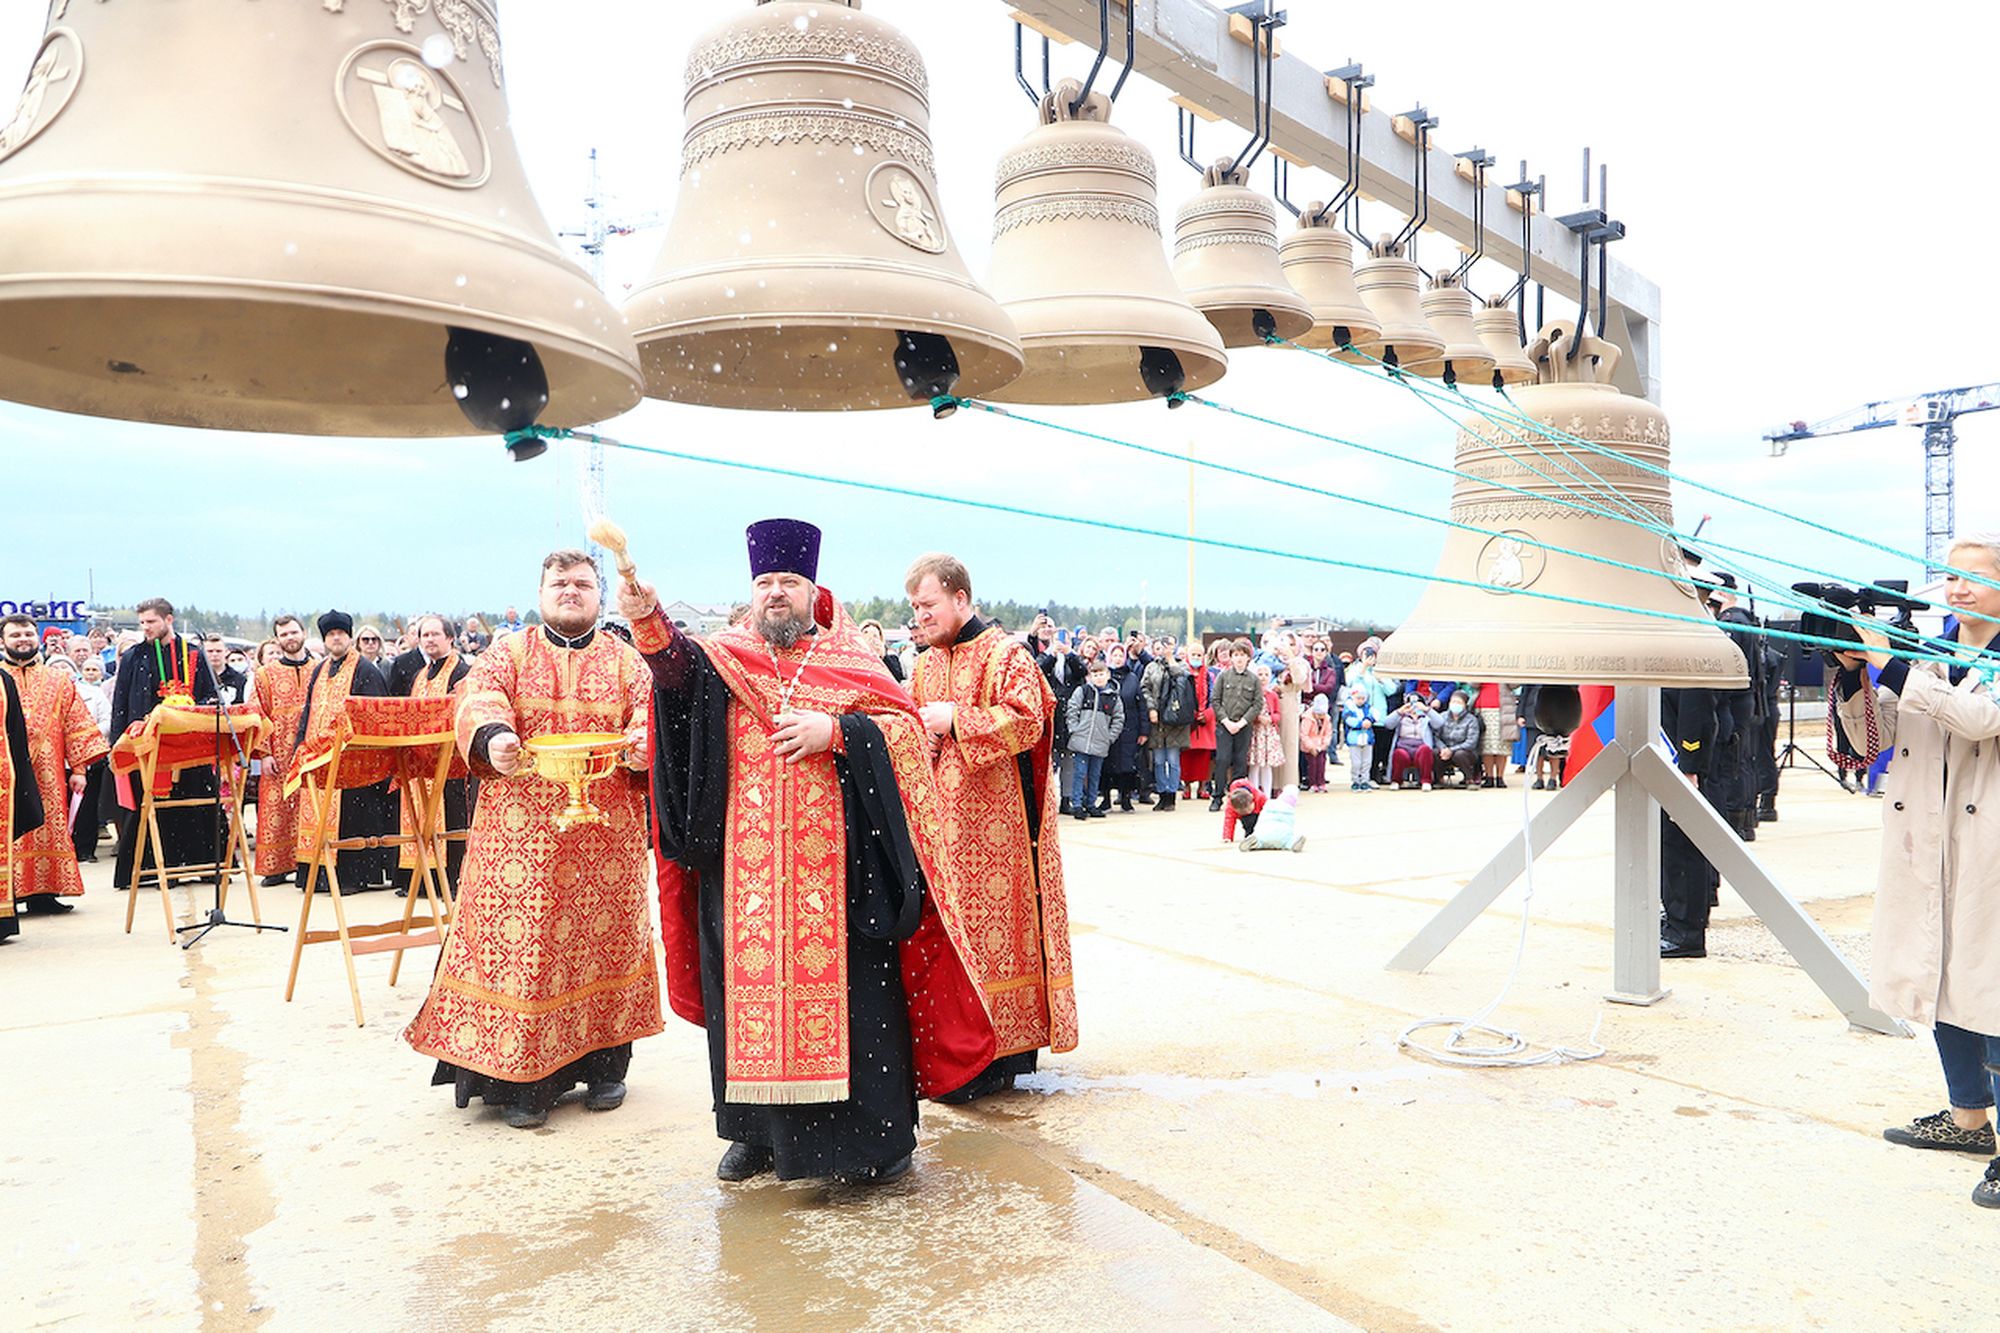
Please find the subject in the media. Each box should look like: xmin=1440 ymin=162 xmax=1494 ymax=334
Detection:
xmin=623 ymin=0 xmax=1023 ymax=411
xmin=1378 ymin=322 xmax=1749 ymax=688
xmin=0 ymin=0 xmax=642 ymax=436
xmin=983 ymin=80 xmax=1225 ymax=405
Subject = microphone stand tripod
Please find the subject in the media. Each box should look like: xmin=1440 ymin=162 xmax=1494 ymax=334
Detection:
xmin=178 ymin=649 xmax=286 ymax=949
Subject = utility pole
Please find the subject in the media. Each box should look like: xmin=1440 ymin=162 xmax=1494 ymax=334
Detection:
xmin=1186 ymin=438 xmax=1197 ymax=647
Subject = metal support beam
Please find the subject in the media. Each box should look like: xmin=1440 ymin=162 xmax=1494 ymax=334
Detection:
xmin=1388 ymin=686 xmax=1909 ymax=1037
xmin=1006 ymin=0 xmax=1665 ymax=399
xmin=1923 ymin=419 xmax=1957 ymax=580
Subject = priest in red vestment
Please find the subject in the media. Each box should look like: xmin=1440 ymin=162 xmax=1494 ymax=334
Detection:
xmin=625 ymin=518 xmax=996 ymax=1186
xmin=247 ymin=614 xmax=314 ymax=887
xmin=1 ymin=615 xmax=111 ymax=913
xmin=904 ymin=555 xmax=1079 ymax=1101
xmin=404 ymin=552 xmax=662 ymax=1129
xmin=1 ymin=664 xmax=48 ymax=945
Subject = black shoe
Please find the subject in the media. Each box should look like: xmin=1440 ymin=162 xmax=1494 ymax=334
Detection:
xmin=584 ymin=1081 xmax=626 ymax=1112
xmin=1208 ymin=797 xmax=1224 ymax=812
xmin=1975 ymin=1159 xmax=2000 ymax=1209
xmin=1073 ymin=809 xmax=1090 ymax=822
xmin=717 ymin=1141 xmax=773 ymax=1182
xmin=21 ymin=897 xmax=74 ymax=915
xmin=1058 ymin=798 xmax=1072 ymax=816
xmin=1118 ymin=797 xmax=1135 ymax=813
xmin=1757 ymin=799 xmax=1778 ymax=823
xmin=260 ymin=873 xmax=292 ymax=888
xmin=1155 ymin=794 xmax=1176 ymax=812
xmin=1138 ymin=793 xmax=1155 ymax=805
xmin=1660 ymin=936 xmax=1706 ymax=959
xmin=1883 ymin=1109 xmax=1998 ymax=1155
xmin=935 ymin=1066 xmax=1016 ymax=1105
xmin=503 ymin=1104 xmax=549 ymax=1129
xmin=834 ymin=1152 xmax=913 ymax=1186
xmin=1087 ymin=807 xmax=1107 ymax=819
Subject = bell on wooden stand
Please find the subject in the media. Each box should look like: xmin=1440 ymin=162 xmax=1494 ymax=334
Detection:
xmin=1353 ymin=238 xmax=1447 ymax=376
xmin=1378 ymin=319 xmax=1747 ymax=688
xmin=624 ymin=0 xmax=1023 ymax=412
xmin=0 ymin=0 xmax=641 ymax=436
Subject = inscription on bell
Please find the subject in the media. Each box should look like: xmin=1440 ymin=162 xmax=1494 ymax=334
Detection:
xmin=338 ymin=42 xmax=489 ymax=188
xmin=866 ymin=162 xmax=946 ymax=254
xmin=0 ymin=29 xmax=81 ymax=163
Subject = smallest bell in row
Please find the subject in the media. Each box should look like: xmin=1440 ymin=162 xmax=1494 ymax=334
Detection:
xmin=1171 ymin=161 xmax=1312 ymax=349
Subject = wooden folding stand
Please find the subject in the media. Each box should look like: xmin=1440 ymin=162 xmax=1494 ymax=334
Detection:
xmin=113 ymin=705 xmax=268 ymax=943
xmin=282 ymin=696 xmax=462 ymax=1026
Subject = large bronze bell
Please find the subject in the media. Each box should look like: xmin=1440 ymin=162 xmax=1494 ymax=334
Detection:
xmin=1352 ymin=239 xmax=1446 ymax=376
xmin=1474 ymin=300 xmax=1537 ymax=386
xmin=1171 ymin=161 xmax=1312 ymax=349
xmin=1378 ymin=321 xmax=1748 ymax=687
xmin=0 ymin=0 xmax=640 ymax=436
xmin=624 ymin=0 xmax=1022 ymax=411
xmin=1418 ymin=274 xmax=1497 ymax=389
xmin=1277 ymin=206 xmax=1384 ymax=362
xmin=985 ymin=81 xmax=1225 ymax=405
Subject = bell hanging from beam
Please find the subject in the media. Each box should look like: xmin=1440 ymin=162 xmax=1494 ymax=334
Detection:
xmin=624 ymin=0 xmax=1023 ymax=411
xmin=1474 ymin=299 xmax=1538 ymax=386
xmin=1418 ymin=272 xmax=1498 ymax=389
xmin=1171 ymin=161 xmax=1313 ymax=348
xmin=1278 ymin=205 xmax=1384 ymax=363
xmin=985 ymin=80 xmax=1226 ymax=405
xmin=1352 ymin=238 xmax=1447 ymax=376
xmin=1378 ymin=321 xmax=1748 ymax=688
xmin=0 ymin=0 xmax=642 ymax=436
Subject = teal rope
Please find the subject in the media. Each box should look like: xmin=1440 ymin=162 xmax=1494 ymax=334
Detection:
xmin=1255 ymin=341 xmax=1962 ymax=648
xmin=501 ymin=423 xmax=1979 ymax=674
xmin=1295 ymin=336 xmax=2000 ymax=599
xmin=1174 ymin=394 xmax=1938 ymax=658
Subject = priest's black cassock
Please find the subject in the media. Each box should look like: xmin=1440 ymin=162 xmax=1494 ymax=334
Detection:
xmin=294 ymin=652 xmax=397 ymax=891
xmin=109 ymin=634 xmax=228 ymax=890
xmin=4 ymin=670 xmax=47 ymax=944
xmin=390 ymin=650 xmax=474 ymax=889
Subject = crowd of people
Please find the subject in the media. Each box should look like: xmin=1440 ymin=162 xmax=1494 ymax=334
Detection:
xmin=5 ymin=529 xmax=1995 ymax=1212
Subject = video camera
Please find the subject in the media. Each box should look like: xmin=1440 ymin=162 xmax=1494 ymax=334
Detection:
xmin=1789 ymin=579 xmax=1926 ymax=659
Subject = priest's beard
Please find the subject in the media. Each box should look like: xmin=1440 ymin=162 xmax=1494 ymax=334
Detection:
xmin=755 ymin=604 xmax=814 ymax=650
xmin=3 ymin=644 xmax=36 ymax=665
xmin=544 ymin=607 xmax=595 ymax=637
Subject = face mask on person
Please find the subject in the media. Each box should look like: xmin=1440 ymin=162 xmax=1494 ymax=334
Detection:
xmin=1449 ymin=699 xmax=1465 ymax=716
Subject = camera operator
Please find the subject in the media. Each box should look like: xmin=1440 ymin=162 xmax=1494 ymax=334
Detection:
xmin=1831 ymin=533 xmax=2000 ymax=1210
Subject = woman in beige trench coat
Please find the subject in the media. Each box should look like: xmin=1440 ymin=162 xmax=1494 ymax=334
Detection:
xmin=1833 ymin=533 xmax=2000 ymax=1210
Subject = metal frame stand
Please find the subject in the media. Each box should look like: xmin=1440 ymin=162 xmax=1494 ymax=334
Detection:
xmin=1388 ymin=685 xmax=1910 ymax=1036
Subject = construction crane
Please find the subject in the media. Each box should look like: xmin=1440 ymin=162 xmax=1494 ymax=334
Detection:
xmin=1766 ymin=382 xmax=2000 ymax=577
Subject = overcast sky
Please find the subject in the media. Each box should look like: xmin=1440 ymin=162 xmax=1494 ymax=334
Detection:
xmin=3 ymin=2 xmax=1997 ymax=625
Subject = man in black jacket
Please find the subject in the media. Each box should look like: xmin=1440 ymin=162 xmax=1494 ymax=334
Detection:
xmin=1707 ymin=574 xmax=1766 ymax=841
xmin=1660 ymin=684 xmax=1725 ymax=959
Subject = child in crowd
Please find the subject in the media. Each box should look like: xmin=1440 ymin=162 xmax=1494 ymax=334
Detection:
xmin=1300 ymin=694 xmax=1332 ymax=792
xmin=1063 ymin=659 xmax=1123 ymax=820
xmin=1341 ymin=685 xmax=1377 ymax=790
xmin=1220 ymin=777 xmax=1263 ymax=842
xmin=1247 ymin=663 xmax=1283 ymax=795
xmin=1232 ymin=783 xmax=1307 ymax=852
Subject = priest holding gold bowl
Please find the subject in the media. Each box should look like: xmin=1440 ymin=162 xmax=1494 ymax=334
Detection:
xmin=404 ymin=550 xmax=662 ymax=1130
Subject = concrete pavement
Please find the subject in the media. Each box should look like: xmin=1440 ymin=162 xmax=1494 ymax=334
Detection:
xmin=3 ymin=768 xmax=1985 ymax=1331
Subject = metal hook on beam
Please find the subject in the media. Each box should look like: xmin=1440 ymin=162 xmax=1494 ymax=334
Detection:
xmin=1012 ymin=22 xmax=1051 ymax=106
xmin=1450 ymin=148 xmax=1495 ymax=285
xmin=1069 ymin=0 xmax=1137 ymax=115
xmin=1222 ymin=4 xmax=1286 ymax=180
xmin=1387 ymin=105 xmax=1438 ymax=254
xmin=1320 ymin=61 xmax=1374 ymax=243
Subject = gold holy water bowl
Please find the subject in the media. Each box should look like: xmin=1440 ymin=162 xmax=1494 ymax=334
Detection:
xmin=523 ymin=732 xmax=627 ymax=833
